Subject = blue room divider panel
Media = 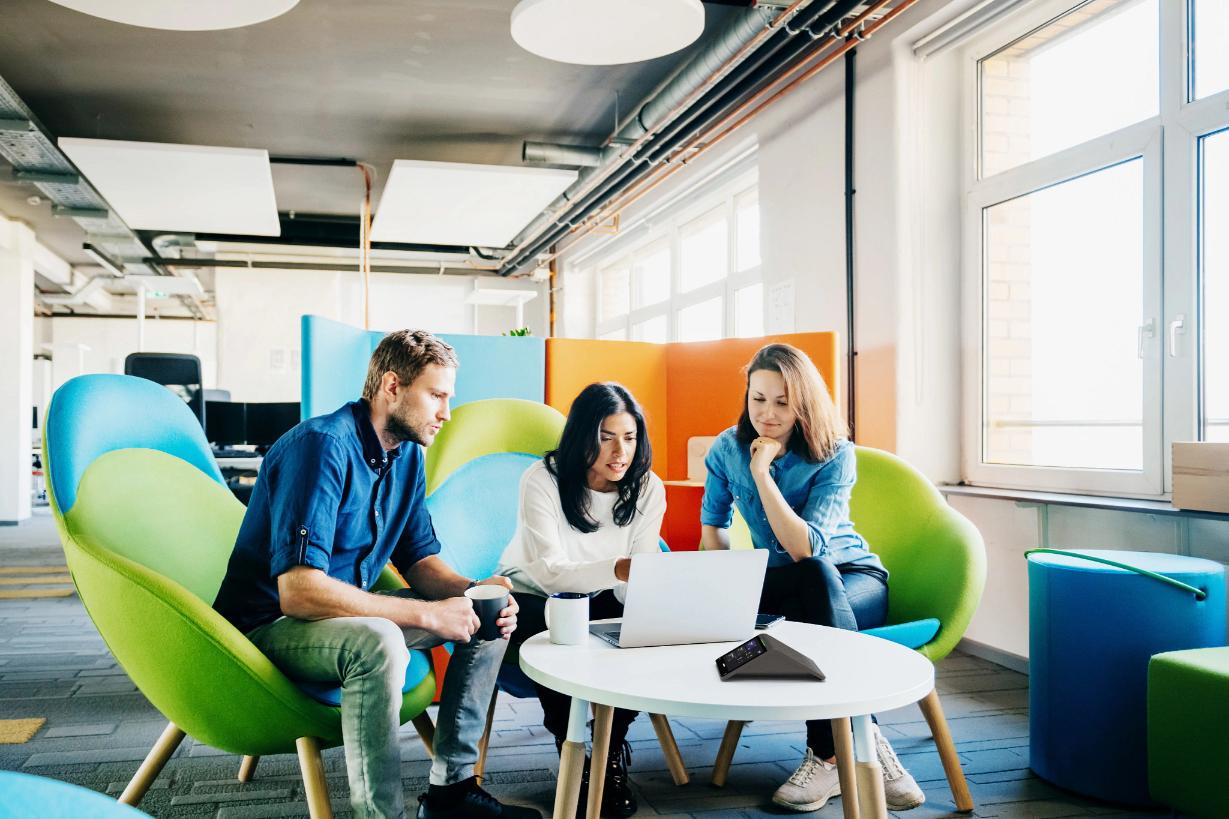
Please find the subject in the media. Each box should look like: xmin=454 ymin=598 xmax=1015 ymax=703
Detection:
xmin=439 ymin=333 xmax=544 ymax=407
xmin=300 ymin=315 xmax=374 ymax=419
xmin=301 ymin=316 xmax=545 ymax=418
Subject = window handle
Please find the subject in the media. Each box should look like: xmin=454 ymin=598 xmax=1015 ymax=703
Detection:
xmin=1168 ymin=314 xmax=1186 ymax=357
xmin=1137 ymin=318 xmax=1156 ymax=359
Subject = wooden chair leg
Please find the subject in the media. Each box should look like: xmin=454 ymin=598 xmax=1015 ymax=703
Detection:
xmin=411 ymin=712 xmax=436 ymax=758
xmin=238 ymin=755 xmax=260 ymax=783
xmin=648 ymin=713 xmax=689 ymax=786
xmin=475 ymin=688 xmax=499 ymax=782
xmin=711 ymin=720 xmax=745 ymax=787
xmin=831 ymin=717 xmax=860 ymax=819
xmin=296 ymin=736 xmax=334 ymax=819
xmin=919 ymin=688 xmax=974 ymax=812
xmin=119 ymin=721 xmax=186 ymax=806
xmin=587 ymin=705 xmax=614 ymax=819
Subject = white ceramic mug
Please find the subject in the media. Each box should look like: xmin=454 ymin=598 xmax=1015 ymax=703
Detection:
xmin=545 ymin=592 xmax=589 ymax=645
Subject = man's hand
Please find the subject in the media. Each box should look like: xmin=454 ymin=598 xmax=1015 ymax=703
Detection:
xmin=424 ymin=597 xmax=480 ymax=642
xmin=749 ymin=436 xmax=782 ymax=477
xmin=495 ymin=593 xmax=519 ymax=640
xmin=476 ymin=575 xmax=518 ymax=639
xmin=475 ymin=575 xmax=513 ymax=591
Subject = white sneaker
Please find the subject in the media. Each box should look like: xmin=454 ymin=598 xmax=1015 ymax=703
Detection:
xmin=772 ymin=748 xmax=842 ymax=812
xmin=874 ymin=726 xmax=925 ymax=810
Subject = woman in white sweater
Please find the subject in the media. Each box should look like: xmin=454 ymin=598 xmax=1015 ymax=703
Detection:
xmin=498 ymin=382 xmax=665 ymax=818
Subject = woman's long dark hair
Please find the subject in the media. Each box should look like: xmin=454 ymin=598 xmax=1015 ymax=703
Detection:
xmin=545 ymin=382 xmax=653 ymax=534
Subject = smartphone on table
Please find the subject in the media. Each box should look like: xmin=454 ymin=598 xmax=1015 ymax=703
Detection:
xmin=754 ymin=613 xmax=784 ymax=630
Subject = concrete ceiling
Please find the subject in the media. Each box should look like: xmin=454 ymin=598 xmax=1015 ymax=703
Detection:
xmin=0 ymin=0 xmax=742 ymax=268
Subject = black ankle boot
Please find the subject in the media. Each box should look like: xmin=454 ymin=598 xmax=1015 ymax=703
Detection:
xmin=600 ymin=740 xmax=637 ymax=818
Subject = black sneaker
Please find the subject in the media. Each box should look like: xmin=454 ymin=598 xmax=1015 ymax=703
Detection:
xmin=415 ymin=776 xmax=542 ymax=819
xmin=600 ymin=740 xmax=637 ymax=818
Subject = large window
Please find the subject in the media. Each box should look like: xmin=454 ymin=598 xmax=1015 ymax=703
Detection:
xmin=581 ymin=173 xmax=762 ymax=343
xmin=963 ymin=0 xmax=1229 ymax=495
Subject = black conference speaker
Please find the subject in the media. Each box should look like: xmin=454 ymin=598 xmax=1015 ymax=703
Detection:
xmin=716 ymin=634 xmax=826 ymax=681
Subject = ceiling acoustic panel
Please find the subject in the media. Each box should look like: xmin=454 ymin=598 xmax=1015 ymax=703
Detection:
xmin=370 ymin=160 xmax=576 ymax=248
xmin=59 ymin=138 xmax=281 ymax=236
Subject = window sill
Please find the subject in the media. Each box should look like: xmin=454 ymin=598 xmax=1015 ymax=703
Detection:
xmin=938 ymin=484 xmax=1229 ymax=522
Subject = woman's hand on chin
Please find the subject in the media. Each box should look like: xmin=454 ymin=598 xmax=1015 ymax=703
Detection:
xmin=749 ymin=436 xmax=782 ymax=476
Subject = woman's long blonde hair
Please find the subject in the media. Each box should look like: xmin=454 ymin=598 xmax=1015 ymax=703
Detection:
xmin=736 ymin=343 xmax=846 ymax=463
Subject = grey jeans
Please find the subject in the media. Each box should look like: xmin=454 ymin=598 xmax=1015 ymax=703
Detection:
xmin=247 ymin=589 xmax=507 ymax=819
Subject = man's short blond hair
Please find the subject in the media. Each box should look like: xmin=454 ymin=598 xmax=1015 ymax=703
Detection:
xmin=362 ymin=330 xmax=458 ymax=401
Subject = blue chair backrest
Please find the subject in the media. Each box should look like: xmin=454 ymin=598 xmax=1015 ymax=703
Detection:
xmin=45 ymin=374 xmax=223 ymax=514
xmin=426 ymin=452 xmax=540 ymax=581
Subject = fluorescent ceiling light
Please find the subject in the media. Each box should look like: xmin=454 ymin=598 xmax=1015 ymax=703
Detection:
xmin=47 ymin=0 xmax=298 ymax=31
xmin=124 ymin=275 xmax=205 ymax=297
xmin=371 ymin=160 xmax=576 ymax=248
xmin=511 ymin=0 xmax=704 ymax=66
xmin=60 ymin=138 xmax=280 ymax=236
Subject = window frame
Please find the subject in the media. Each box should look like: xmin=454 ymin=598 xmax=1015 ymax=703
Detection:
xmin=959 ymin=0 xmax=1229 ymax=496
xmin=588 ymin=172 xmax=762 ymax=343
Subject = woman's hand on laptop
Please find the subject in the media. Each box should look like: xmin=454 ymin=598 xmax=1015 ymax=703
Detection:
xmin=614 ymin=557 xmax=631 ymax=583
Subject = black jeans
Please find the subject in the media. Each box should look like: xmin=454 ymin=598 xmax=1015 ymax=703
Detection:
xmin=511 ymin=590 xmax=640 ymax=744
xmin=759 ymin=555 xmax=889 ymax=759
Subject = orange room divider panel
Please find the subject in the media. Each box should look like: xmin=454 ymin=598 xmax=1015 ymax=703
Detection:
xmin=543 ymin=333 xmax=838 ymax=552
xmin=544 ymin=339 xmax=670 ymax=476
xmin=662 ymin=333 xmax=839 ymax=549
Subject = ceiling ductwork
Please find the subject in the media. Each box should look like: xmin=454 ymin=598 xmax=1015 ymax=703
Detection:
xmin=501 ymin=0 xmax=915 ymax=276
xmin=0 ymin=77 xmax=152 ymax=278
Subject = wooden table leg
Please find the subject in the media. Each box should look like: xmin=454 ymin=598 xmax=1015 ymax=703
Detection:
xmin=711 ymin=720 xmax=745 ymax=787
xmin=554 ymin=696 xmax=590 ymax=819
xmin=832 ymin=717 xmax=860 ymax=819
xmin=587 ymin=705 xmax=614 ymax=819
xmin=851 ymin=715 xmax=887 ymax=819
xmin=649 ymin=713 xmax=690 ymax=785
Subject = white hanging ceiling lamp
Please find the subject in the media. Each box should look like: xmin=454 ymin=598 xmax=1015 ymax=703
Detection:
xmin=511 ymin=0 xmax=705 ymax=66
xmin=45 ymin=0 xmax=298 ymax=31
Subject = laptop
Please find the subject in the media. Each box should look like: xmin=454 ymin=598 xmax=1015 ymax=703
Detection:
xmin=590 ymin=549 xmax=769 ymax=648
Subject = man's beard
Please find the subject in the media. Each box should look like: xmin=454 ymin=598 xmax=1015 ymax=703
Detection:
xmin=385 ymin=406 xmax=431 ymax=447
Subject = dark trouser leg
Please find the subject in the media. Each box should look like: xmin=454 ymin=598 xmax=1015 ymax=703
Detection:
xmin=760 ymin=557 xmax=888 ymax=759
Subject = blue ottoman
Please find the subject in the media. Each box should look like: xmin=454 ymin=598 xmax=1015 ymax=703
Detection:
xmin=1028 ymin=549 xmax=1225 ymax=806
xmin=0 ymin=771 xmax=151 ymax=817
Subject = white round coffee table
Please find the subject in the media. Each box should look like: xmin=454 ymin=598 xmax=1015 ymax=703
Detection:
xmin=520 ymin=620 xmax=936 ymax=819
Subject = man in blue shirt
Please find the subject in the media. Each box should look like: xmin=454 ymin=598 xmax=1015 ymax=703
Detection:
xmin=213 ymin=330 xmax=539 ymax=819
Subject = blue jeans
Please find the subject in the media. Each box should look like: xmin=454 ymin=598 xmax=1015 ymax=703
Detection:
xmin=247 ymin=589 xmax=506 ymax=819
xmin=759 ymin=556 xmax=889 ymax=758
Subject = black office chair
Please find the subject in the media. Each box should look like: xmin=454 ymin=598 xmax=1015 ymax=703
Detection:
xmin=123 ymin=353 xmax=205 ymax=428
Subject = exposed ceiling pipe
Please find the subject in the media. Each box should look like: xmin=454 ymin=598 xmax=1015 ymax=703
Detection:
xmin=522 ymin=142 xmax=605 ymax=167
xmin=580 ymin=0 xmax=901 ymax=227
xmin=145 ymin=257 xmax=500 ymax=275
xmin=38 ymin=274 xmax=108 ymax=306
xmin=500 ymin=0 xmax=863 ymax=275
xmin=504 ymin=1 xmax=815 ymax=261
xmin=561 ymin=0 xmax=916 ymax=248
xmin=500 ymin=0 xmax=915 ymax=277
xmin=0 ymin=74 xmax=153 ymax=277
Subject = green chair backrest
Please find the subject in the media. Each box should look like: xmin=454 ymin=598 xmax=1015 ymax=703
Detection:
xmin=44 ymin=375 xmax=245 ymax=604
xmin=730 ymin=446 xmax=985 ymax=662
xmin=425 ymin=398 xmax=565 ymax=496
xmin=69 ymin=449 xmax=245 ymax=604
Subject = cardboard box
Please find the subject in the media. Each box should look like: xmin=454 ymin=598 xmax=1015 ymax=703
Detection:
xmin=1172 ymin=442 xmax=1229 ymax=513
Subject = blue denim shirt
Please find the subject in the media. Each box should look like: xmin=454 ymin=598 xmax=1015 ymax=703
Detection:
xmin=700 ymin=427 xmax=885 ymax=573
xmin=213 ymin=399 xmax=441 ymax=634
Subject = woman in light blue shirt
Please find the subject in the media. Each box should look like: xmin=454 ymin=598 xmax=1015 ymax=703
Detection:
xmin=699 ymin=343 xmax=923 ymax=813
